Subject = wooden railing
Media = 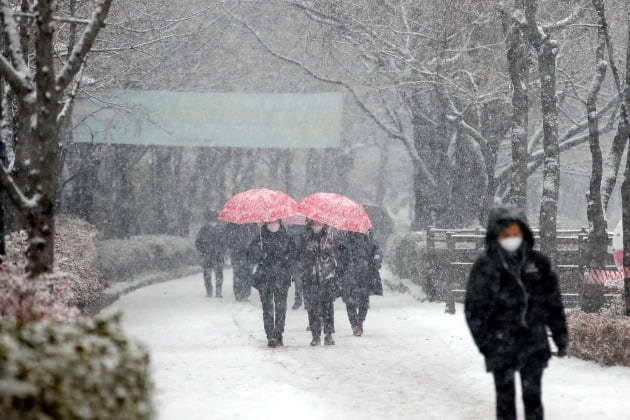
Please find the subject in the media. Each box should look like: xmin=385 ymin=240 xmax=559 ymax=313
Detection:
xmin=425 ymin=227 xmax=617 ymax=314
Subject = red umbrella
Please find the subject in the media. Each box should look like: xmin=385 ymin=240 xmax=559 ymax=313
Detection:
xmin=218 ymin=189 xmax=298 ymax=224
xmin=298 ymin=193 xmax=372 ymax=233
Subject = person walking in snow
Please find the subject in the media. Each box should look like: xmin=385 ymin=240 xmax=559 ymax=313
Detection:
xmin=297 ymin=220 xmax=343 ymax=346
xmin=465 ymin=206 xmax=568 ymax=420
xmin=225 ymin=223 xmax=257 ymax=301
xmin=195 ymin=210 xmax=226 ymax=298
xmin=287 ymin=224 xmax=306 ymax=310
xmin=249 ymin=220 xmax=296 ymax=348
xmin=339 ymin=229 xmax=383 ymax=336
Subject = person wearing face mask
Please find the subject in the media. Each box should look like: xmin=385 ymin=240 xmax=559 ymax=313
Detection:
xmin=297 ymin=220 xmax=343 ymax=346
xmin=465 ymin=206 xmax=568 ymax=420
xmin=249 ymin=220 xmax=296 ymax=348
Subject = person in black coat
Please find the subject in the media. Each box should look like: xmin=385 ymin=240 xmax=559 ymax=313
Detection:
xmin=465 ymin=206 xmax=568 ymax=420
xmin=195 ymin=210 xmax=226 ymax=298
xmin=339 ymin=230 xmax=383 ymax=336
xmin=225 ymin=223 xmax=257 ymax=301
xmin=297 ymin=221 xmax=343 ymax=346
xmin=249 ymin=221 xmax=296 ymax=348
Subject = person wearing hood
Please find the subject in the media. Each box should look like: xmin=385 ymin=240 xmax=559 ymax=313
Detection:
xmin=297 ymin=220 xmax=343 ymax=346
xmin=195 ymin=210 xmax=226 ymax=298
xmin=249 ymin=220 xmax=296 ymax=348
xmin=465 ymin=207 xmax=568 ymax=420
xmin=339 ymin=229 xmax=383 ymax=336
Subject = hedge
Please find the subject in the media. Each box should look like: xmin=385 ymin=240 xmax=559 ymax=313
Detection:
xmin=386 ymin=231 xmax=427 ymax=286
xmin=97 ymin=234 xmax=198 ymax=281
xmin=0 ymin=314 xmax=153 ymax=419
xmin=567 ymin=310 xmax=630 ymax=367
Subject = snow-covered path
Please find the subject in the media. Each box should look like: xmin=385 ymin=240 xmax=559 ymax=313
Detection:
xmin=108 ymin=270 xmax=630 ymax=420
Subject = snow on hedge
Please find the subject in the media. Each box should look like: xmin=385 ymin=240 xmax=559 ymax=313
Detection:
xmin=0 ymin=314 xmax=153 ymax=419
xmin=0 ymin=216 xmax=106 ymax=321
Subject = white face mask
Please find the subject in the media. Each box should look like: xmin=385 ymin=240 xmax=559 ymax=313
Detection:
xmin=499 ymin=237 xmax=523 ymax=252
xmin=311 ymin=224 xmax=324 ymax=234
xmin=267 ymin=222 xmax=281 ymax=233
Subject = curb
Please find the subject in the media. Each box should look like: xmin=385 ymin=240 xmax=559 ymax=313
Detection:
xmin=83 ymin=266 xmax=202 ymax=316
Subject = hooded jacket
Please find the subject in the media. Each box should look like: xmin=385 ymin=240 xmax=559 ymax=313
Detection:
xmin=339 ymin=230 xmax=383 ymax=300
xmin=297 ymin=226 xmax=343 ymax=300
xmin=464 ymin=207 xmax=568 ymax=372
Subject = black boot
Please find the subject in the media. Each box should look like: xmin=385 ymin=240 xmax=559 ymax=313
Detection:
xmin=267 ymin=338 xmax=277 ymax=348
xmin=310 ymin=336 xmax=321 ymax=346
xmin=324 ymin=334 xmax=335 ymax=346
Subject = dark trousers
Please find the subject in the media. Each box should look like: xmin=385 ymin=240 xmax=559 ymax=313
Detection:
xmin=307 ymin=294 xmax=334 ymax=337
xmin=232 ymin=258 xmax=252 ymax=300
xmin=345 ymin=294 xmax=369 ymax=327
xmin=258 ymin=283 xmax=288 ymax=340
xmin=203 ymin=267 xmax=223 ymax=296
xmin=293 ymin=275 xmax=304 ymax=306
xmin=493 ymin=364 xmax=544 ymax=420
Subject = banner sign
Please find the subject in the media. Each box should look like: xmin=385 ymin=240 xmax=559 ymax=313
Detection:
xmin=72 ymin=90 xmax=343 ymax=148
xmin=583 ymin=268 xmax=626 ymax=290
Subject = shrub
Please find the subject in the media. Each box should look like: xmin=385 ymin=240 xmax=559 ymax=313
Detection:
xmin=386 ymin=232 xmax=426 ymax=284
xmin=0 ymin=216 xmax=107 ymax=319
xmin=567 ymin=310 xmax=630 ymax=367
xmin=0 ymin=314 xmax=153 ymax=419
xmin=55 ymin=216 xmax=107 ymax=307
xmin=97 ymin=234 xmax=197 ymax=281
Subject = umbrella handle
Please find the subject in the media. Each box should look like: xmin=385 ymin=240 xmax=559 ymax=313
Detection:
xmin=259 ymin=224 xmax=263 ymax=251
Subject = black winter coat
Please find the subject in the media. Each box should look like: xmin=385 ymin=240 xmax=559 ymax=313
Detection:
xmin=297 ymin=226 xmax=342 ymax=301
xmin=465 ymin=207 xmax=568 ymax=372
xmin=248 ymin=226 xmax=295 ymax=290
xmin=195 ymin=223 xmax=226 ymax=268
xmin=339 ymin=231 xmax=382 ymax=302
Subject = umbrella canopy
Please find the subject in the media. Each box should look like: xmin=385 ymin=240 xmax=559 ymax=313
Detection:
xmin=218 ymin=189 xmax=298 ymax=224
xmin=298 ymin=193 xmax=372 ymax=233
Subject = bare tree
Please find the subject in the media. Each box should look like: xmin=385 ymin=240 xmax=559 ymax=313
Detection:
xmin=0 ymin=0 xmax=112 ymax=274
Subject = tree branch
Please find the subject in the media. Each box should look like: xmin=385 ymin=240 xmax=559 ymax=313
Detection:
xmin=0 ymin=163 xmax=34 ymax=212
xmin=0 ymin=0 xmax=32 ymax=94
xmin=56 ymin=0 xmax=113 ymax=90
xmin=225 ymin=8 xmax=438 ymax=188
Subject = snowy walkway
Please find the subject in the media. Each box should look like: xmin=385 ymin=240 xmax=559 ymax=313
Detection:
xmin=108 ymin=270 xmax=630 ymax=420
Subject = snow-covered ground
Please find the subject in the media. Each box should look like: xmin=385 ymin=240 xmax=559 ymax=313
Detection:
xmin=108 ymin=269 xmax=630 ymax=420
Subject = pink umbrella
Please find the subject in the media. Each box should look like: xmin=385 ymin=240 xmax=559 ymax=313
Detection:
xmin=218 ymin=189 xmax=298 ymax=224
xmin=298 ymin=193 xmax=372 ymax=233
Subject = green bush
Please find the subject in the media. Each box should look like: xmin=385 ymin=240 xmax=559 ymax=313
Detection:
xmin=97 ymin=234 xmax=198 ymax=281
xmin=386 ymin=232 xmax=426 ymax=285
xmin=0 ymin=314 xmax=153 ymax=419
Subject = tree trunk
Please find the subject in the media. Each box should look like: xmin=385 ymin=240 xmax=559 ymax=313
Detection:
xmin=582 ymin=19 xmax=609 ymax=312
xmin=375 ymin=142 xmax=389 ymax=207
xmin=27 ymin=0 xmax=61 ymax=275
xmin=601 ymin=122 xmax=628 ymax=212
xmin=622 ymin=6 xmax=630 ymax=316
xmin=536 ymin=39 xmax=561 ymax=259
xmin=501 ymin=8 xmax=529 ymax=210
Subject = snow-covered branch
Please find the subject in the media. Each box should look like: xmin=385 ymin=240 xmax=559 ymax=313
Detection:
xmin=0 ymin=163 xmax=34 ymax=212
xmin=542 ymin=1 xmax=589 ymax=32
xmin=225 ymin=7 xmax=438 ymax=188
xmin=56 ymin=0 xmax=113 ymax=90
xmin=0 ymin=0 xmax=32 ymax=94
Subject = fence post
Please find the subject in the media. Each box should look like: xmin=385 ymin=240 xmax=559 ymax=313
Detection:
xmin=445 ymin=232 xmax=456 ymax=314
